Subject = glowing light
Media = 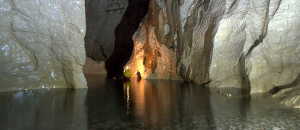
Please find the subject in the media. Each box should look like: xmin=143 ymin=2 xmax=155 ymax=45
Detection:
xmin=124 ymin=40 xmax=151 ymax=79
xmin=123 ymin=81 xmax=131 ymax=114
xmin=124 ymin=55 xmax=147 ymax=79
xmin=136 ymin=58 xmax=145 ymax=78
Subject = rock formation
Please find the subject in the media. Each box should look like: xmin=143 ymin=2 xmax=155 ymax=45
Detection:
xmin=126 ymin=0 xmax=300 ymax=107
xmin=84 ymin=0 xmax=128 ymax=76
xmin=105 ymin=0 xmax=149 ymax=79
xmin=1 ymin=0 xmax=300 ymax=108
xmin=85 ymin=0 xmax=127 ymax=61
xmin=0 ymin=0 xmax=87 ymax=91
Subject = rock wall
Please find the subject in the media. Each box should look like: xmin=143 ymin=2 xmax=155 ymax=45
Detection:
xmin=85 ymin=0 xmax=127 ymax=61
xmin=84 ymin=57 xmax=106 ymax=75
xmin=125 ymin=0 xmax=182 ymax=80
xmin=105 ymin=0 xmax=149 ymax=79
xmin=128 ymin=0 xmax=300 ymax=107
xmin=0 ymin=0 xmax=87 ymax=91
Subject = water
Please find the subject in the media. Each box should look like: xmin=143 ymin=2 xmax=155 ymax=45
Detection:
xmin=0 ymin=76 xmax=300 ymax=130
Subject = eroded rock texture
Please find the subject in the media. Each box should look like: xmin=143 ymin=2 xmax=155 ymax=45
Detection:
xmin=128 ymin=0 xmax=300 ymax=107
xmin=85 ymin=0 xmax=127 ymax=61
xmin=106 ymin=0 xmax=149 ymax=79
xmin=0 ymin=0 xmax=87 ymax=91
xmin=125 ymin=0 xmax=182 ymax=80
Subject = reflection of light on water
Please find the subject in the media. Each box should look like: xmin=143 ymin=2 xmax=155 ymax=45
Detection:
xmin=123 ymin=79 xmax=146 ymax=117
xmin=126 ymin=85 xmax=130 ymax=114
xmin=128 ymin=79 xmax=175 ymax=127
xmin=123 ymin=79 xmax=177 ymax=127
xmin=123 ymin=79 xmax=147 ymax=116
xmin=134 ymin=79 xmax=146 ymax=117
xmin=123 ymin=81 xmax=131 ymax=114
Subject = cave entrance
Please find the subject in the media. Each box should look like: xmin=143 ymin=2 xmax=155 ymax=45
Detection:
xmin=84 ymin=0 xmax=149 ymax=80
xmin=106 ymin=0 xmax=149 ymax=79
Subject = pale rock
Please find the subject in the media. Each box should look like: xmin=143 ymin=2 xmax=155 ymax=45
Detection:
xmin=129 ymin=0 xmax=300 ymax=108
xmin=0 ymin=0 xmax=87 ymax=91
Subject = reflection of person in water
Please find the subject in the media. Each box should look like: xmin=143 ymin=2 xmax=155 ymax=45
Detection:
xmin=136 ymin=72 xmax=141 ymax=81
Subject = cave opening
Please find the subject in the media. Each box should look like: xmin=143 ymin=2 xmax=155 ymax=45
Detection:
xmin=105 ymin=0 xmax=149 ymax=79
xmin=84 ymin=0 xmax=149 ymax=80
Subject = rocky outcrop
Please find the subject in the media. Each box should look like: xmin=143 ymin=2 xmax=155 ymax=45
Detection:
xmin=125 ymin=0 xmax=182 ymax=80
xmin=126 ymin=0 xmax=225 ymax=81
xmin=125 ymin=15 xmax=180 ymax=80
xmin=85 ymin=0 xmax=127 ymax=61
xmin=0 ymin=0 xmax=87 ymax=91
xmin=127 ymin=0 xmax=300 ymax=107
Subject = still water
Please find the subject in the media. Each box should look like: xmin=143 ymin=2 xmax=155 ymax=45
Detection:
xmin=0 ymin=76 xmax=300 ymax=130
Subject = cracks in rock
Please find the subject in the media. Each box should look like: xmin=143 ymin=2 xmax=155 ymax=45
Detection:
xmin=238 ymin=0 xmax=276 ymax=95
xmin=10 ymin=0 xmax=33 ymax=20
xmin=269 ymin=74 xmax=300 ymax=95
xmin=227 ymin=0 xmax=240 ymax=14
xmin=203 ymin=0 xmax=211 ymax=11
xmin=9 ymin=22 xmax=39 ymax=72
xmin=239 ymin=32 xmax=266 ymax=95
xmin=238 ymin=54 xmax=251 ymax=96
xmin=245 ymin=0 xmax=271 ymax=58
xmin=201 ymin=20 xmax=217 ymax=84
xmin=269 ymin=0 xmax=282 ymax=19
xmin=245 ymin=34 xmax=265 ymax=57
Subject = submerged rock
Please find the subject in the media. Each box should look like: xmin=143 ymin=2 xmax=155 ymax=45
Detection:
xmin=127 ymin=0 xmax=300 ymax=107
xmin=0 ymin=0 xmax=87 ymax=91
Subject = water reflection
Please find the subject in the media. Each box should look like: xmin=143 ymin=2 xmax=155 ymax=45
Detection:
xmin=0 ymin=89 xmax=88 ymax=130
xmin=86 ymin=79 xmax=300 ymax=129
xmin=124 ymin=79 xmax=216 ymax=129
xmin=0 ymin=79 xmax=300 ymax=130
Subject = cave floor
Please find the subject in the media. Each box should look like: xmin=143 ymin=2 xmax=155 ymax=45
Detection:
xmin=0 ymin=76 xmax=300 ymax=130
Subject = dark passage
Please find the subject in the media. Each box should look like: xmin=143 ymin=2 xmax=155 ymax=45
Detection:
xmin=105 ymin=0 xmax=149 ymax=79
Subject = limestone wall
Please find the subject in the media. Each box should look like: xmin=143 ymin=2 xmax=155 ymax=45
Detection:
xmin=127 ymin=0 xmax=300 ymax=107
xmin=0 ymin=0 xmax=87 ymax=91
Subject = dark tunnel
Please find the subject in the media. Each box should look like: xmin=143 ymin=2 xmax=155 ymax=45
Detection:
xmin=105 ymin=0 xmax=149 ymax=79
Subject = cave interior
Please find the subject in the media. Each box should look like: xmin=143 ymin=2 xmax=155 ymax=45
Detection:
xmin=84 ymin=0 xmax=149 ymax=79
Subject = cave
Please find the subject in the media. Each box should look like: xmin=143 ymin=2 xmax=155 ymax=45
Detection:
xmin=1 ymin=0 xmax=300 ymax=129
xmin=106 ymin=0 xmax=149 ymax=79
xmin=84 ymin=0 xmax=149 ymax=79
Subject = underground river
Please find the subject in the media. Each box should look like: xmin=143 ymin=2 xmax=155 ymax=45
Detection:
xmin=0 ymin=75 xmax=300 ymax=130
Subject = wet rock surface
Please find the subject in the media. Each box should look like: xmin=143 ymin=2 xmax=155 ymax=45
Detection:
xmin=128 ymin=0 xmax=300 ymax=107
xmin=0 ymin=0 xmax=87 ymax=91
